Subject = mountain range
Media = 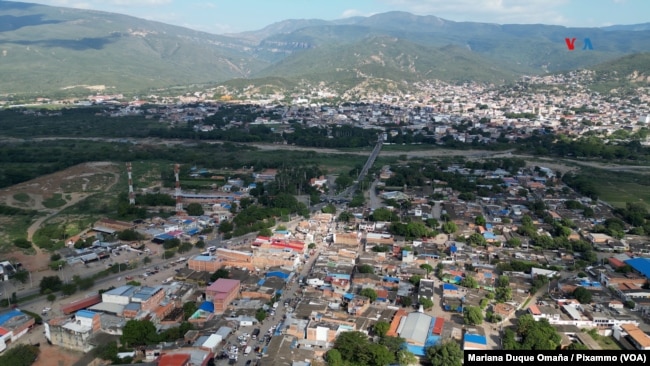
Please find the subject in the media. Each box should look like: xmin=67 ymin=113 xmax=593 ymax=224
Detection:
xmin=1 ymin=1 xmax=650 ymax=97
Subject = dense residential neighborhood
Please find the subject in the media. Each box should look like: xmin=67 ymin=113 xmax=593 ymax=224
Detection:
xmin=10 ymin=71 xmax=650 ymax=150
xmin=1 ymin=145 xmax=650 ymax=365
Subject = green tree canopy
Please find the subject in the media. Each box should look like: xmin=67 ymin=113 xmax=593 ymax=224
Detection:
xmin=210 ymin=268 xmax=229 ymax=282
xmin=183 ymin=301 xmax=198 ymax=320
xmin=442 ymin=221 xmax=457 ymax=234
xmin=185 ymin=202 xmax=204 ymax=216
xmin=39 ymin=275 xmax=62 ymax=294
xmin=461 ymin=275 xmax=478 ymax=289
xmin=374 ymin=321 xmax=390 ymax=337
xmin=420 ymin=298 xmax=434 ymax=310
xmin=464 ymin=306 xmax=483 ymax=325
xmin=0 ymin=344 xmax=40 ymax=366
xmin=573 ymin=287 xmax=592 ymax=304
xmin=121 ymin=319 xmax=159 ymax=347
xmin=361 ymin=288 xmax=378 ymax=302
xmin=358 ymin=264 xmax=374 ymax=274
xmin=426 ymin=341 xmax=462 ymax=366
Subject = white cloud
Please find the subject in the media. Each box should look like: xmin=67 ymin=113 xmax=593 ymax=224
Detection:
xmin=341 ymin=9 xmax=364 ymax=18
xmin=378 ymin=0 xmax=571 ymax=25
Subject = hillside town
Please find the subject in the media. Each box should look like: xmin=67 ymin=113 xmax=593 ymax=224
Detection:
xmin=2 ymin=150 xmax=650 ymax=366
xmin=10 ymin=71 xmax=650 ymax=149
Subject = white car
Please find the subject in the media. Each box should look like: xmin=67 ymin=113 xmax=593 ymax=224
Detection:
xmin=42 ymin=307 xmax=51 ymax=314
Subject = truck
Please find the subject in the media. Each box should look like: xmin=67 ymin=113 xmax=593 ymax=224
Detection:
xmin=272 ymin=302 xmax=279 ymax=309
xmin=244 ymin=346 xmax=252 ymax=355
xmin=251 ymin=328 xmax=260 ymax=340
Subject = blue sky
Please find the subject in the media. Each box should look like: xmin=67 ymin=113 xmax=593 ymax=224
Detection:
xmin=23 ymin=0 xmax=650 ymax=34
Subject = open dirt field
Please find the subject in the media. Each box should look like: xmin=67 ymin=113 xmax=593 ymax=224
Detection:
xmin=0 ymin=162 xmax=121 ymax=272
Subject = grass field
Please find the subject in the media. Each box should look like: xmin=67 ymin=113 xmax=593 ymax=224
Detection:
xmin=42 ymin=193 xmax=67 ymax=209
xmin=581 ymin=168 xmax=650 ymax=209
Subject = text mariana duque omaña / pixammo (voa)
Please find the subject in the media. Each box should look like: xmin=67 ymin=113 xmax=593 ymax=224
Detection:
xmin=464 ymin=351 xmax=647 ymax=365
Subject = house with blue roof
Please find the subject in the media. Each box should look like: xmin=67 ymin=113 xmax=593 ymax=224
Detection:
xmin=0 ymin=309 xmax=34 ymax=351
xmin=464 ymin=333 xmax=488 ymax=350
xmin=626 ymin=258 xmax=650 ymax=279
xmin=46 ymin=310 xmax=101 ymax=352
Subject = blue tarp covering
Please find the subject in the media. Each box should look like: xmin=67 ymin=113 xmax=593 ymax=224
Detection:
xmin=186 ymin=228 xmax=200 ymax=235
xmin=464 ymin=334 xmax=487 ymax=345
xmin=257 ymin=279 xmax=265 ymax=286
xmin=383 ymin=276 xmax=400 ymax=283
xmin=443 ymin=283 xmax=458 ymax=291
xmin=343 ymin=293 xmax=354 ymax=300
xmin=406 ymin=343 xmax=426 ymax=356
xmin=199 ymin=301 xmax=214 ymax=313
xmin=483 ymin=232 xmax=497 ymax=239
xmin=450 ymin=245 xmax=457 ymax=253
xmin=266 ymin=271 xmax=290 ymax=280
xmin=626 ymin=258 xmax=650 ymax=278
xmin=0 ymin=310 xmax=24 ymax=326
xmin=154 ymin=233 xmax=175 ymax=240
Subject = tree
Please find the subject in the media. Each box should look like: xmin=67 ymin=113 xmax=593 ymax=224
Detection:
xmin=121 ymin=319 xmax=159 ymax=347
xmin=210 ymin=269 xmax=229 ymax=282
xmin=495 ymin=286 xmax=512 ymax=303
xmin=506 ymin=237 xmax=522 ymax=247
xmin=408 ymin=275 xmax=422 ymax=286
xmin=0 ymin=344 xmax=40 ymax=366
xmin=496 ymin=275 xmax=510 ymax=288
xmin=143 ymin=256 xmax=152 ymax=264
xmin=12 ymin=271 xmax=28 ymax=284
xmin=464 ymin=306 xmax=483 ymax=325
xmin=397 ymin=349 xmax=418 ymax=366
xmin=333 ymin=331 xmax=369 ymax=362
xmin=420 ymin=298 xmax=433 ymax=310
xmin=467 ymin=233 xmax=487 ymax=246
xmin=505 ymin=314 xmax=561 ymax=350
xmin=461 ymin=275 xmax=478 ymax=289
xmin=46 ymin=293 xmax=56 ymax=303
xmin=475 ymin=215 xmax=487 ymax=226
xmin=426 ymin=341 xmax=462 ymax=366
xmin=177 ymin=241 xmax=193 ymax=253
xmin=183 ymin=301 xmax=198 ymax=320
xmin=185 ymin=202 xmax=204 ymax=216
xmin=61 ymin=283 xmax=77 ymax=296
xmin=372 ymin=207 xmax=395 ymax=222
xmin=420 ymin=264 xmax=434 ymax=276
xmin=325 ymin=349 xmax=343 ymax=366
xmin=573 ymin=287 xmax=592 ymax=304
xmin=258 ymin=227 xmax=273 ymax=237
xmin=358 ymin=264 xmax=374 ymax=274
xmin=308 ymin=243 xmax=316 ymax=249
xmin=442 ymin=221 xmax=457 ymax=234
xmin=255 ymin=308 xmax=267 ymax=322
xmin=374 ymin=321 xmax=390 ymax=337
xmin=401 ymin=296 xmax=413 ymax=307
xmin=361 ymin=288 xmax=378 ymax=302
xmin=39 ymin=275 xmax=63 ymax=294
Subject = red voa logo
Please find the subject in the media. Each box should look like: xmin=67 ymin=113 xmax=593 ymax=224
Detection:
xmin=565 ymin=38 xmax=593 ymax=50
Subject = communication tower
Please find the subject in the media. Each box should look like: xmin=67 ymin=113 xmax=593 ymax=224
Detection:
xmin=174 ymin=164 xmax=184 ymax=216
xmin=126 ymin=162 xmax=135 ymax=205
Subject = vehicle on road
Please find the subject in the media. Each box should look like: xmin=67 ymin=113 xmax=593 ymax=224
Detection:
xmin=244 ymin=346 xmax=252 ymax=355
xmin=41 ymin=307 xmax=51 ymax=314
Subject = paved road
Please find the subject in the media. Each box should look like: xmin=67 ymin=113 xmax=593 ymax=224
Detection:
xmin=216 ymin=245 xmax=322 ymax=366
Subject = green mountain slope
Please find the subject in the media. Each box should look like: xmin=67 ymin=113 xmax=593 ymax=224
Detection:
xmin=253 ymin=36 xmax=516 ymax=84
xmin=0 ymin=1 xmax=267 ymax=96
xmin=3 ymin=1 xmax=650 ymax=97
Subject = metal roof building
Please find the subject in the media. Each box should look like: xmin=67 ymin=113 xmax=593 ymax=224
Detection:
xmin=399 ymin=312 xmax=433 ymax=346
